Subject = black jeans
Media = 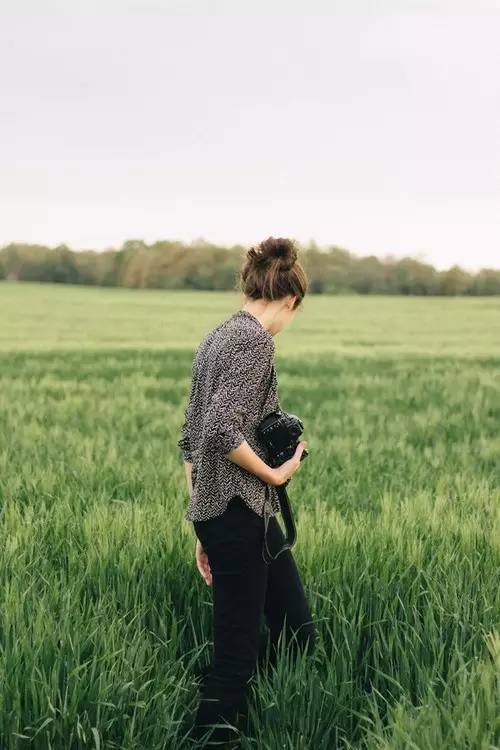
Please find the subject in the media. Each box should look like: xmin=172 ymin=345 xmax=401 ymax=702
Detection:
xmin=191 ymin=495 xmax=316 ymax=744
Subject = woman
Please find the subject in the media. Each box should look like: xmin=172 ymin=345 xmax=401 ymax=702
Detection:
xmin=178 ymin=237 xmax=315 ymax=746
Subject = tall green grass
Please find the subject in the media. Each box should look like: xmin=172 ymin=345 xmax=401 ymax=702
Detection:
xmin=0 ymin=283 xmax=499 ymax=748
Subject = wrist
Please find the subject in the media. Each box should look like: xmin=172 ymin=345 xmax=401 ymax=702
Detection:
xmin=263 ymin=465 xmax=278 ymax=486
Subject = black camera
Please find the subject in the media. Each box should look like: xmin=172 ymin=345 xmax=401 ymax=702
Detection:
xmin=256 ymin=409 xmax=309 ymax=469
xmin=256 ymin=409 xmax=308 ymax=563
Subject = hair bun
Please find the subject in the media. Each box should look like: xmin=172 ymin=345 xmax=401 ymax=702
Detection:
xmin=247 ymin=236 xmax=297 ymax=271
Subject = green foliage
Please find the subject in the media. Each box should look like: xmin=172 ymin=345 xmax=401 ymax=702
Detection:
xmin=0 ymin=287 xmax=498 ymax=748
xmin=1 ymin=239 xmax=500 ymax=295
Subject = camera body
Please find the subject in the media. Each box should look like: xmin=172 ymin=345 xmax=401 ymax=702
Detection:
xmin=256 ymin=409 xmax=308 ymax=469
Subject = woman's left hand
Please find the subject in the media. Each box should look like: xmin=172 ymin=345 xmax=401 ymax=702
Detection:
xmin=195 ymin=539 xmax=212 ymax=586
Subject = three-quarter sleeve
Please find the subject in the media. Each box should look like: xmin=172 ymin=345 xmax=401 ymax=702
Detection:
xmin=177 ymin=354 xmax=198 ymax=462
xmin=203 ymin=336 xmax=274 ymax=456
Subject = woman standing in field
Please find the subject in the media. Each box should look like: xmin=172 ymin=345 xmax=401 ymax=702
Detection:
xmin=178 ymin=237 xmax=315 ymax=746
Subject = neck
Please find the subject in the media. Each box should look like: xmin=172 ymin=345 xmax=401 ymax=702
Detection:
xmin=240 ymin=303 xmax=275 ymax=336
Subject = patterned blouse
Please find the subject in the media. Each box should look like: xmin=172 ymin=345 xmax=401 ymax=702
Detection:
xmin=178 ymin=309 xmax=282 ymax=522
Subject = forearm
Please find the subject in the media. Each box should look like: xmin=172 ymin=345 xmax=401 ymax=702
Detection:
xmin=223 ymin=440 xmax=276 ymax=485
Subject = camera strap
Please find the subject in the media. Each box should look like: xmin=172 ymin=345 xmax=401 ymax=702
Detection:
xmin=261 ymin=483 xmax=297 ymax=565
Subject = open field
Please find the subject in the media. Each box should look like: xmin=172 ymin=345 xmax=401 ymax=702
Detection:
xmin=0 ymin=282 xmax=499 ymax=749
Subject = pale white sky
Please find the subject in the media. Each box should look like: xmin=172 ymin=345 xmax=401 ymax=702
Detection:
xmin=1 ymin=0 xmax=499 ymax=270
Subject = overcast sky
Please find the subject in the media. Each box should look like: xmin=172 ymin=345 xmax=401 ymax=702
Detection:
xmin=1 ymin=0 xmax=499 ymax=270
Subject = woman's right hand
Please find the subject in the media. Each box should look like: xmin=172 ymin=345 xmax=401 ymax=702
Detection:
xmin=195 ymin=539 xmax=212 ymax=586
xmin=269 ymin=441 xmax=308 ymax=486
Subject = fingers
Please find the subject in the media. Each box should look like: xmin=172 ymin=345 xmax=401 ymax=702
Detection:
xmin=202 ymin=556 xmax=212 ymax=586
xmin=196 ymin=561 xmax=211 ymax=585
xmin=285 ymin=441 xmax=308 ymax=481
xmin=295 ymin=441 xmax=308 ymax=463
xmin=196 ymin=552 xmax=213 ymax=586
xmin=201 ymin=563 xmax=212 ymax=586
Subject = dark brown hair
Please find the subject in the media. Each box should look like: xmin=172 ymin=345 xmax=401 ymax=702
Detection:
xmin=238 ymin=236 xmax=308 ymax=309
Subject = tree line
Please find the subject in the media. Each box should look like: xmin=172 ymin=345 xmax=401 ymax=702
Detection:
xmin=1 ymin=239 xmax=499 ymax=295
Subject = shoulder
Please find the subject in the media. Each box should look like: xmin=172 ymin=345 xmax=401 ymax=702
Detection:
xmin=225 ymin=317 xmax=274 ymax=359
xmin=196 ymin=314 xmax=275 ymax=369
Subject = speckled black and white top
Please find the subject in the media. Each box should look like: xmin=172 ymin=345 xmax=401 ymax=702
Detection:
xmin=178 ymin=309 xmax=282 ymax=522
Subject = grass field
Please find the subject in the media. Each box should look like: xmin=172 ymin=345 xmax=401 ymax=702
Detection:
xmin=0 ymin=282 xmax=499 ymax=749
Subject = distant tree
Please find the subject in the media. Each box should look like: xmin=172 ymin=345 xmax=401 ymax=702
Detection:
xmin=50 ymin=245 xmax=81 ymax=284
xmin=439 ymin=265 xmax=474 ymax=295
xmin=349 ymin=255 xmax=389 ymax=294
xmin=468 ymin=268 xmax=500 ymax=295
xmin=388 ymin=258 xmax=440 ymax=295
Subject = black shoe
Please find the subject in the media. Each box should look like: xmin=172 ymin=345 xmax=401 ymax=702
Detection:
xmin=187 ymin=716 xmax=241 ymax=747
xmin=190 ymin=690 xmax=246 ymax=746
